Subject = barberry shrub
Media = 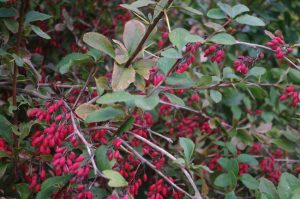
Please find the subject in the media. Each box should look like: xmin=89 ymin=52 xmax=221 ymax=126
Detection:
xmin=0 ymin=0 xmax=300 ymax=199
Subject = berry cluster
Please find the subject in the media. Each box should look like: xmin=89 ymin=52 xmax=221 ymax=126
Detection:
xmin=266 ymin=37 xmax=293 ymax=59
xmin=176 ymin=42 xmax=201 ymax=73
xmin=204 ymin=44 xmax=225 ymax=63
xmin=279 ymin=85 xmax=300 ymax=107
xmin=233 ymin=56 xmax=255 ymax=74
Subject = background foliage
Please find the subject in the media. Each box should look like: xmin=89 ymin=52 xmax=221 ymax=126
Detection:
xmin=0 ymin=0 xmax=300 ymax=199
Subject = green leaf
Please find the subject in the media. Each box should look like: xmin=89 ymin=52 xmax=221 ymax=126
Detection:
xmin=31 ymin=25 xmax=51 ymax=39
xmin=223 ymin=67 xmax=240 ymax=79
xmin=248 ymin=66 xmax=266 ymax=77
xmin=179 ymin=137 xmax=195 ymax=162
xmin=217 ymin=158 xmax=239 ymax=175
xmin=97 ymin=92 xmax=134 ymax=104
xmin=12 ymin=53 xmax=24 ymax=67
xmin=135 ymin=66 xmax=151 ymax=80
xmin=292 ymin=187 xmax=300 ymax=199
xmin=204 ymin=22 xmax=225 ymax=32
xmin=217 ymin=2 xmax=233 ymax=17
xmin=166 ymin=73 xmax=194 ymax=88
xmin=83 ymin=32 xmax=115 ymax=58
xmin=180 ymin=5 xmax=202 ymax=15
xmin=135 ymin=94 xmax=160 ymax=110
xmin=288 ymin=68 xmax=300 ymax=83
xmin=87 ymin=48 xmax=102 ymax=61
xmin=0 ymin=162 xmax=9 ymax=179
xmin=164 ymin=93 xmax=185 ymax=106
xmin=111 ymin=64 xmax=136 ymax=91
xmin=123 ymin=19 xmax=146 ymax=55
xmin=0 ymin=7 xmax=17 ymax=17
xmin=75 ymin=104 xmax=98 ymax=120
xmin=153 ymin=0 xmax=169 ymax=19
xmin=231 ymin=106 xmax=242 ymax=120
xmin=0 ymin=114 xmax=13 ymax=145
xmin=25 ymin=11 xmax=51 ymax=23
xmin=131 ymin=0 xmax=156 ymax=7
xmin=134 ymin=74 xmax=146 ymax=91
xmin=248 ymin=86 xmax=268 ymax=100
xmin=169 ymin=28 xmax=190 ymax=50
xmin=103 ymin=170 xmax=128 ymax=187
xmin=96 ymin=145 xmax=113 ymax=171
xmin=240 ymin=174 xmax=259 ymax=190
xmin=235 ymin=14 xmax=265 ymax=26
xmin=207 ymin=8 xmax=226 ymax=19
xmin=210 ymin=33 xmax=236 ymax=45
xmin=237 ymin=154 xmax=258 ymax=166
xmin=161 ymin=48 xmax=182 ymax=59
xmin=272 ymin=138 xmax=297 ymax=152
xmin=210 ymin=90 xmax=222 ymax=103
xmin=0 ymin=150 xmax=11 ymax=158
xmin=95 ymin=76 xmax=110 ymax=95
xmin=259 ymin=178 xmax=279 ymax=199
xmin=185 ymin=34 xmax=205 ymax=43
xmin=37 ymin=175 xmax=72 ymax=199
xmin=278 ymin=172 xmax=300 ymax=199
xmin=121 ymin=4 xmax=145 ymax=18
xmin=3 ymin=19 xmax=18 ymax=33
xmin=214 ymin=172 xmax=237 ymax=188
xmin=158 ymin=57 xmax=177 ymax=75
xmin=192 ymin=164 xmax=214 ymax=173
xmin=57 ymin=53 xmax=91 ymax=74
xmin=116 ymin=116 xmax=135 ymax=134
xmin=232 ymin=4 xmax=249 ymax=18
xmin=121 ymin=0 xmax=155 ymax=18
xmin=225 ymin=142 xmax=237 ymax=155
xmin=195 ymin=75 xmax=212 ymax=86
xmin=85 ymin=107 xmax=123 ymax=123
xmin=16 ymin=183 xmax=31 ymax=199
xmin=225 ymin=192 xmax=236 ymax=199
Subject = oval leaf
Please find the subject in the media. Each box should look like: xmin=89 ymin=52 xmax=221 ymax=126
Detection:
xmin=210 ymin=33 xmax=236 ymax=45
xmin=235 ymin=14 xmax=265 ymax=26
xmin=83 ymin=32 xmax=115 ymax=58
xmin=85 ymin=107 xmax=123 ymax=123
xmin=123 ymin=19 xmax=146 ymax=55
xmin=103 ymin=170 xmax=128 ymax=187
xmin=111 ymin=64 xmax=136 ymax=91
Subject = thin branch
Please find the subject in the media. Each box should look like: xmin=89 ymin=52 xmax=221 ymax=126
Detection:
xmin=73 ymin=67 xmax=97 ymax=109
xmin=159 ymin=100 xmax=210 ymax=119
xmin=64 ymin=101 xmax=105 ymax=178
xmin=119 ymin=138 xmax=194 ymax=199
xmin=13 ymin=0 xmax=29 ymax=127
xmin=204 ymin=18 xmax=232 ymax=42
xmin=125 ymin=132 xmax=202 ymax=199
xmin=124 ymin=0 xmax=174 ymax=68
xmin=235 ymin=40 xmax=300 ymax=71
xmin=133 ymin=123 xmax=173 ymax=143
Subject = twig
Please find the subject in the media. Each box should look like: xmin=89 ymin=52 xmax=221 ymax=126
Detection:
xmin=205 ymin=18 xmax=232 ymax=42
xmin=64 ymin=101 xmax=105 ymax=178
xmin=159 ymin=100 xmax=210 ymax=119
xmin=120 ymin=138 xmax=194 ymax=199
xmin=12 ymin=0 xmax=29 ymax=127
xmin=72 ymin=67 xmax=97 ymax=109
xmin=235 ymin=40 xmax=300 ymax=71
xmin=124 ymin=0 xmax=174 ymax=68
xmin=133 ymin=123 xmax=173 ymax=143
xmin=125 ymin=132 xmax=202 ymax=199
